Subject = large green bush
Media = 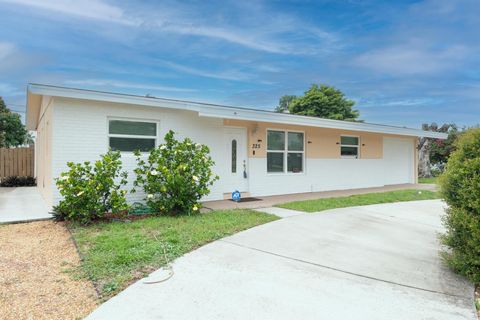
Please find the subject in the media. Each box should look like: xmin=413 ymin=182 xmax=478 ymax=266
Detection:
xmin=54 ymin=150 xmax=129 ymax=223
xmin=133 ymin=130 xmax=219 ymax=215
xmin=440 ymin=128 xmax=480 ymax=282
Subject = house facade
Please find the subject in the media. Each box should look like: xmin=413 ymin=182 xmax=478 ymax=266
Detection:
xmin=26 ymin=84 xmax=447 ymax=207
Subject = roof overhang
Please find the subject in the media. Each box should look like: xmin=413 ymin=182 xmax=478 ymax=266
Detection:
xmin=26 ymin=87 xmax=43 ymax=130
xmin=26 ymin=83 xmax=448 ymax=139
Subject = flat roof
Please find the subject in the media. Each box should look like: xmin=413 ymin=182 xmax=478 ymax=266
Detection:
xmin=26 ymin=83 xmax=448 ymax=139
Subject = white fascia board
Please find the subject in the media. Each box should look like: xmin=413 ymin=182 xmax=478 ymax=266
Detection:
xmin=27 ymin=84 xmax=448 ymax=139
xmin=28 ymin=84 xmax=196 ymax=111
xmin=198 ymin=109 xmax=448 ymax=139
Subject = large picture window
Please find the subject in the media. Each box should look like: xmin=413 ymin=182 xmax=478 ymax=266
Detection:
xmin=267 ymin=130 xmax=304 ymax=173
xmin=340 ymin=135 xmax=359 ymax=159
xmin=108 ymin=119 xmax=157 ymax=152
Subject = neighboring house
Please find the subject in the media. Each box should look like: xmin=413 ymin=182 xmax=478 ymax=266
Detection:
xmin=26 ymin=84 xmax=447 ymax=207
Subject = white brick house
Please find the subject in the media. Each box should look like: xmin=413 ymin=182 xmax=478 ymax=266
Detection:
xmin=26 ymin=84 xmax=447 ymax=207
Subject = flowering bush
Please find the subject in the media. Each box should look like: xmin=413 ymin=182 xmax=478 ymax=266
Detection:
xmin=53 ymin=150 xmax=129 ymax=223
xmin=133 ymin=130 xmax=219 ymax=215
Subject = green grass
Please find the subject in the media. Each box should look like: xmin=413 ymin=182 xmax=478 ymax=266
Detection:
xmin=69 ymin=209 xmax=278 ymax=299
xmin=277 ymin=189 xmax=440 ymax=213
xmin=418 ymin=177 xmax=439 ymax=184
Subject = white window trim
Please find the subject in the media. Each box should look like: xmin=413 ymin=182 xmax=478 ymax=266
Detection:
xmin=340 ymin=135 xmax=360 ymax=159
xmin=107 ymin=118 xmax=160 ymax=154
xmin=266 ymin=129 xmax=305 ymax=174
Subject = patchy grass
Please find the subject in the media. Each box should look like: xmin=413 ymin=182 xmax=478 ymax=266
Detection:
xmin=69 ymin=209 xmax=277 ymax=299
xmin=277 ymin=189 xmax=440 ymax=213
xmin=419 ymin=177 xmax=439 ymax=184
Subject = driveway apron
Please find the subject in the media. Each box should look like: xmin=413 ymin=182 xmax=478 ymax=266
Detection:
xmin=87 ymin=199 xmax=476 ymax=320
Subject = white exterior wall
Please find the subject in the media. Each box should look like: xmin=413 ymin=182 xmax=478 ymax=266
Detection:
xmin=50 ymin=97 xmax=227 ymax=205
xmin=246 ymin=136 xmax=415 ymax=197
xmin=249 ymin=137 xmax=415 ymax=196
xmin=48 ymin=97 xmax=417 ymax=205
xmin=247 ymin=159 xmax=386 ymax=196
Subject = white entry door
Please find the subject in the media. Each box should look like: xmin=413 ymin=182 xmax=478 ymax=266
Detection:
xmin=224 ymin=127 xmax=248 ymax=193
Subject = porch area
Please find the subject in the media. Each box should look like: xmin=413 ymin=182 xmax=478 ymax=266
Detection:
xmin=202 ymin=183 xmax=437 ymax=211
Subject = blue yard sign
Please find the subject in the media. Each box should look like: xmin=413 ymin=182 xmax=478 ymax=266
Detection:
xmin=232 ymin=190 xmax=241 ymax=202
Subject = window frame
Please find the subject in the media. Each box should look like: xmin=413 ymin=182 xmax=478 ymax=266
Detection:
xmin=340 ymin=135 xmax=360 ymax=159
xmin=266 ymin=129 xmax=305 ymax=174
xmin=107 ymin=118 xmax=159 ymax=153
xmin=231 ymin=138 xmax=237 ymax=173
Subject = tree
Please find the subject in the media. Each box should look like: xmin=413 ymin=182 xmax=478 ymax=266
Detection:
xmin=417 ymin=123 xmax=453 ymax=178
xmin=430 ymin=124 xmax=460 ymax=168
xmin=274 ymin=95 xmax=296 ymax=113
xmin=0 ymin=97 xmax=28 ymax=148
xmin=286 ymin=84 xmax=360 ymax=121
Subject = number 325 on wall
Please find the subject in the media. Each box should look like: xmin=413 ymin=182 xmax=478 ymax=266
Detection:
xmin=252 ymin=143 xmax=261 ymax=149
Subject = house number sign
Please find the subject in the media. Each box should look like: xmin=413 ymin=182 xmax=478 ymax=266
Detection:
xmin=252 ymin=143 xmax=261 ymax=149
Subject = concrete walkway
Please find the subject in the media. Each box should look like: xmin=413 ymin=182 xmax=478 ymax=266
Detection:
xmin=254 ymin=206 xmax=305 ymax=218
xmin=87 ymin=200 xmax=476 ymax=320
xmin=202 ymin=183 xmax=437 ymax=210
xmin=0 ymin=187 xmax=52 ymax=224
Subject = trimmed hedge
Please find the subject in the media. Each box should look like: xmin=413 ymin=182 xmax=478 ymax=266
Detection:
xmin=440 ymin=128 xmax=480 ymax=283
xmin=0 ymin=176 xmax=36 ymax=187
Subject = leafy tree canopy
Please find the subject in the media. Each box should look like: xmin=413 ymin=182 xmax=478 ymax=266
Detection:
xmin=0 ymin=97 xmax=28 ymax=148
xmin=429 ymin=124 xmax=460 ymax=167
xmin=276 ymin=84 xmax=360 ymax=121
xmin=274 ymin=95 xmax=296 ymax=113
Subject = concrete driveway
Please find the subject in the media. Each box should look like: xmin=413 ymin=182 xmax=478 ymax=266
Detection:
xmin=0 ymin=187 xmax=52 ymax=224
xmin=87 ymin=200 xmax=476 ymax=320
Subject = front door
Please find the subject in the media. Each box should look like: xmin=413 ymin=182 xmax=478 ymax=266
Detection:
xmin=224 ymin=127 xmax=248 ymax=193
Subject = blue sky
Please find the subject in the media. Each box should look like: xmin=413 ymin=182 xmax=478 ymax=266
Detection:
xmin=0 ymin=0 xmax=478 ymax=128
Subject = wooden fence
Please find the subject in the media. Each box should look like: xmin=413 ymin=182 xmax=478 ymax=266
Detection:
xmin=0 ymin=145 xmax=35 ymax=179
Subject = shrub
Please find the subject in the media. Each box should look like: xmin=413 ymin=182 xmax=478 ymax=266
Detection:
xmin=133 ymin=130 xmax=219 ymax=215
xmin=440 ymin=128 xmax=480 ymax=283
xmin=0 ymin=176 xmax=36 ymax=187
xmin=53 ymin=150 xmax=129 ymax=223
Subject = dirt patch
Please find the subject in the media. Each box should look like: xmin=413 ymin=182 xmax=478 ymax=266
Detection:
xmin=0 ymin=221 xmax=98 ymax=320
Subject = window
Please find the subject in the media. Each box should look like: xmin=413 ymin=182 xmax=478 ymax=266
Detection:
xmin=108 ymin=120 xmax=157 ymax=152
xmin=267 ymin=130 xmax=304 ymax=173
xmin=231 ymin=139 xmax=237 ymax=173
xmin=340 ymin=135 xmax=359 ymax=159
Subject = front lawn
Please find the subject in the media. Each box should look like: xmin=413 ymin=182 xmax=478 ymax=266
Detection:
xmin=277 ymin=189 xmax=440 ymax=213
xmin=418 ymin=177 xmax=438 ymax=184
xmin=69 ymin=209 xmax=277 ymax=299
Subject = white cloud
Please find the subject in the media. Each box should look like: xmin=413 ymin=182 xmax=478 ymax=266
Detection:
xmin=161 ymin=24 xmax=290 ymax=54
xmin=159 ymin=60 xmax=251 ymax=81
xmin=354 ymin=44 xmax=468 ymax=75
xmin=64 ymin=79 xmax=197 ymax=93
xmin=0 ymin=0 xmax=336 ymax=55
xmin=0 ymin=42 xmax=15 ymax=61
xmin=0 ymin=0 xmax=139 ymax=25
xmin=360 ymin=97 xmax=443 ymax=108
xmin=0 ymin=82 xmax=23 ymax=96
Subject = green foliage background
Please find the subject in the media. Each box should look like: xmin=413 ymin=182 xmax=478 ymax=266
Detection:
xmin=0 ymin=97 xmax=28 ymax=147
